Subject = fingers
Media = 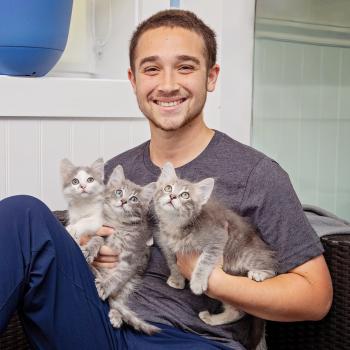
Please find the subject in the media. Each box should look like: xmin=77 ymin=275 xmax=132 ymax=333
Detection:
xmin=79 ymin=235 xmax=91 ymax=245
xmin=78 ymin=226 xmax=114 ymax=245
xmin=91 ymin=245 xmax=118 ymax=270
xmin=99 ymin=245 xmax=118 ymax=256
xmin=96 ymin=226 xmax=115 ymax=237
xmin=92 ymin=261 xmax=117 ymax=269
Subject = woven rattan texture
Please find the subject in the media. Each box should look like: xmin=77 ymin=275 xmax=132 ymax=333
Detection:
xmin=266 ymin=234 xmax=350 ymax=350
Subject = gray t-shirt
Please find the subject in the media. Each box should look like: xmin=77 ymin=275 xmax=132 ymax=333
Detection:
xmin=105 ymin=130 xmax=324 ymax=349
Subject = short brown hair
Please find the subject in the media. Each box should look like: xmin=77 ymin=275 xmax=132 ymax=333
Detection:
xmin=129 ymin=9 xmax=217 ymax=72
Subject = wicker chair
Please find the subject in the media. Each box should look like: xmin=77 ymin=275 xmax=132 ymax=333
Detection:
xmin=1 ymin=212 xmax=349 ymax=349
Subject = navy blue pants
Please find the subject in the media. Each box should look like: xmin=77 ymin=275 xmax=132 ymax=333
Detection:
xmin=0 ymin=196 xmax=233 ymax=350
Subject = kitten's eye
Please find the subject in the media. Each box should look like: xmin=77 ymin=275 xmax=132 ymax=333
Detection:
xmin=129 ymin=196 xmax=138 ymax=203
xmin=164 ymin=185 xmax=172 ymax=192
xmin=180 ymin=192 xmax=190 ymax=199
xmin=87 ymin=177 xmax=94 ymax=183
xmin=115 ymin=189 xmax=123 ymax=197
xmin=72 ymin=178 xmax=79 ymax=185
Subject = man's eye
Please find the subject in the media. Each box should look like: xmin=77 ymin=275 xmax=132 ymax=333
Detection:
xmin=143 ymin=66 xmax=159 ymax=75
xmin=179 ymin=65 xmax=194 ymax=73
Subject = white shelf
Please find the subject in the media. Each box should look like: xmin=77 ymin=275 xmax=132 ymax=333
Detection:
xmin=0 ymin=76 xmax=141 ymax=118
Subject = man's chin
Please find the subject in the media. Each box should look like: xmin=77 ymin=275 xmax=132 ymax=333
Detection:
xmin=147 ymin=115 xmax=195 ymax=132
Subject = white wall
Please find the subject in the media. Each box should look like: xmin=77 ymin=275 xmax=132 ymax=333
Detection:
xmin=0 ymin=0 xmax=255 ymax=210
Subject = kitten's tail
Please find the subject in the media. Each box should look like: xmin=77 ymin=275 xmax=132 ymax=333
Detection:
xmin=246 ymin=317 xmax=266 ymax=350
xmin=117 ymin=305 xmax=160 ymax=335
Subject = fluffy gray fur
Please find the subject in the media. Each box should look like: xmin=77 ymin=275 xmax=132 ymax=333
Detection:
xmin=60 ymin=158 xmax=105 ymax=262
xmin=153 ymin=162 xmax=278 ymax=349
xmin=95 ymin=165 xmax=159 ymax=335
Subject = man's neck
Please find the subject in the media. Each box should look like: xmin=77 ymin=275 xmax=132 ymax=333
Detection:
xmin=149 ymin=118 xmax=215 ymax=168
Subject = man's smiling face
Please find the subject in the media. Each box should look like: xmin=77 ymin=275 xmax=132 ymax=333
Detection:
xmin=128 ymin=26 xmax=219 ymax=132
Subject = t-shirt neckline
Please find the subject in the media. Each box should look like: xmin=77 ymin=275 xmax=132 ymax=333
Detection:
xmin=142 ymin=129 xmax=223 ymax=175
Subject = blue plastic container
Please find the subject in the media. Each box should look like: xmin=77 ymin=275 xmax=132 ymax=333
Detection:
xmin=0 ymin=0 xmax=73 ymax=77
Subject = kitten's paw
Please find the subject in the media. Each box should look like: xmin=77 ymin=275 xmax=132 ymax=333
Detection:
xmin=190 ymin=278 xmax=208 ymax=295
xmin=166 ymin=275 xmax=185 ymax=289
xmin=82 ymin=248 xmax=94 ymax=264
xmin=248 ymin=269 xmax=276 ymax=282
xmin=95 ymin=278 xmax=109 ymax=300
xmin=109 ymin=310 xmax=123 ymax=328
xmin=66 ymin=224 xmax=79 ymax=241
xmin=199 ymin=310 xmax=213 ymax=325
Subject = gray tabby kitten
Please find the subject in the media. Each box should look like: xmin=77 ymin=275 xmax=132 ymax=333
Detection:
xmin=94 ymin=165 xmax=160 ymax=335
xmin=153 ymin=162 xmax=277 ymax=349
xmin=60 ymin=158 xmax=105 ymax=262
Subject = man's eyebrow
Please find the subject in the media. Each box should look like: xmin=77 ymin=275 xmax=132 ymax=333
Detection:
xmin=138 ymin=55 xmax=201 ymax=67
xmin=176 ymin=55 xmax=201 ymax=65
xmin=138 ymin=56 xmax=159 ymax=67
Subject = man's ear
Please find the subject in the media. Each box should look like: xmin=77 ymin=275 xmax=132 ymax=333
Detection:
xmin=128 ymin=68 xmax=137 ymax=93
xmin=207 ymin=64 xmax=220 ymax=92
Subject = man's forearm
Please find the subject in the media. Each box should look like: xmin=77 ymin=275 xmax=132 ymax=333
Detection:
xmin=207 ymin=255 xmax=333 ymax=322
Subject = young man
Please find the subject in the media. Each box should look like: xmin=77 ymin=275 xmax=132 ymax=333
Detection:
xmin=0 ymin=9 xmax=332 ymax=350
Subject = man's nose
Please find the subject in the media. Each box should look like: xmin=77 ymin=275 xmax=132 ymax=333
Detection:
xmin=158 ymin=69 xmax=179 ymax=93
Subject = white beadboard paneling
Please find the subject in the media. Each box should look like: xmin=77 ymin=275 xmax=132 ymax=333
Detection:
xmin=41 ymin=120 xmax=72 ymax=210
xmin=70 ymin=120 xmax=104 ymax=163
xmin=102 ymin=119 xmax=135 ymax=161
xmin=7 ymin=119 xmax=41 ymax=198
xmin=131 ymin=119 xmax=151 ymax=146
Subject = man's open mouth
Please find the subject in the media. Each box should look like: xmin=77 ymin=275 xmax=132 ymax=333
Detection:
xmin=154 ymin=98 xmax=186 ymax=107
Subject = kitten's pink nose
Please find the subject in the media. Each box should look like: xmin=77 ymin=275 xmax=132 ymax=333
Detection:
xmin=170 ymin=193 xmax=177 ymax=200
xmin=121 ymin=199 xmax=127 ymax=205
xmin=80 ymin=185 xmax=86 ymax=189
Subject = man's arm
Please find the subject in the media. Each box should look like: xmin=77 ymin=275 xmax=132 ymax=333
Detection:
xmin=176 ymin=253 xmax=333 ymax=322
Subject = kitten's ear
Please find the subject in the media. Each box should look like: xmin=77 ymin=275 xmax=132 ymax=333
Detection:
xmin=141 ymin=182 xmax=156 ymax=203
xmin=108 ymin=164 xmax=125 ymax=185
xmin=60 ymin=158 xmax=75 ymax=183
xmin=91 ymin=158 xmax=104 ymax=179
xmin=159 ymin=162 xmax=176 ymax=182
xmin=196 ymin=178 xmax=214 ymax=205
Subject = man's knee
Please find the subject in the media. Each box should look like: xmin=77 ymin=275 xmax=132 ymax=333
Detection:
xmin=0 ymin=195 xmax=51 ymax=217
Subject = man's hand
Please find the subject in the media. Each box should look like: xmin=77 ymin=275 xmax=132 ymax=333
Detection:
xmin=79 ymin=226 xmax=119 ymax=269
xmin=176 ymin=252 xmax=224 ymax=298
xmin=176 ymin=252 xmax=199 ymax=280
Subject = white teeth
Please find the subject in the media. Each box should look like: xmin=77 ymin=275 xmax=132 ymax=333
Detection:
xmin=156 ymin=100 xmax=182 ymax=107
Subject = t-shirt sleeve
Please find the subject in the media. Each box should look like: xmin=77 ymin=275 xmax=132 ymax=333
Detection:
xmin=239 ymin=157 xmax=324 ymax=273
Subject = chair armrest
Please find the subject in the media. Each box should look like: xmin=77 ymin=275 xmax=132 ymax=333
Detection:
xmin=266 ymin=234 xmax=350 ymax=350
